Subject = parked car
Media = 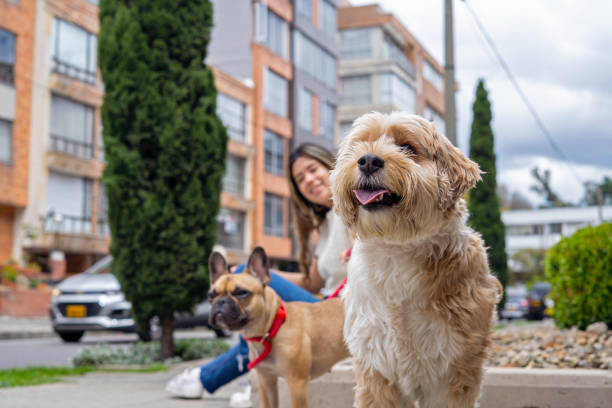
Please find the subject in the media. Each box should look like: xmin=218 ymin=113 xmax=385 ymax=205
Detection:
xmin=500 ymin=287 xmax=529 ymax=320
xmin=50 ymin=255 xmax=225 ymax=342
xmin=526 ymin=281 xmax=551 ymax=320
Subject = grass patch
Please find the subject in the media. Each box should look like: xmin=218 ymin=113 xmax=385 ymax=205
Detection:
xmin=99 ymin=363 xmax=169 ymax=373
xmin=0 ymin=366 xmax=95 ymax=388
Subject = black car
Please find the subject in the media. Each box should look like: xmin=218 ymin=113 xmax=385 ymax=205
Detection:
xmin=526 ymin=281 xmax=551 ymax=320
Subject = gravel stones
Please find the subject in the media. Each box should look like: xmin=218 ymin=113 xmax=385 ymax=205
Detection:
xmin=487 ymin=321 xmax=612 ymax=370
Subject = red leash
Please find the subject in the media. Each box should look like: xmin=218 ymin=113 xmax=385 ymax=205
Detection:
xmin=328 ymin=276 xmax=348 ymax=299
xmin=243 ymin=302 xmax=287 ymax=370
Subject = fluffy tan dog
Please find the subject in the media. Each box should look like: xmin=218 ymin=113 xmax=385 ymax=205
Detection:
xmin=331 ymin=112 xmax=501 ymax=408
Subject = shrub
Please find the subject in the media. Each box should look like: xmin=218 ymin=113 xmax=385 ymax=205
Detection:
xmin=544 ymin=222 xmax=612 ymax=328
xmin=72 ymin=338 xmax=229 ymax=367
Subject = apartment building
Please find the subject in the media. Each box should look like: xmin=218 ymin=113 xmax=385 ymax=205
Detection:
xmin=337 ymin=4 xmax=446 ymax=141
xmin=0 ymin=0 xmax=36 ymax=264
xmin=0 ymin=0 xmax=258 ymax=275
xmin=502 ymin=206 xmax=612 ymax=255
xmin=208 ymin=0 xmax=340 ymax=264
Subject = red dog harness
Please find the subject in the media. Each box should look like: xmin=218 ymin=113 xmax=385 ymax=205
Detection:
xmin=243 ymin=302 xmax=287 ymax=370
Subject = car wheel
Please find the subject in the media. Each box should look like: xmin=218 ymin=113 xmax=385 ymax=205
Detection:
xmin=57 ymin=331 xmax=84 ymax=343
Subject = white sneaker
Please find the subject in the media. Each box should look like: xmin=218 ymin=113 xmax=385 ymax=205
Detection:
xmin=165 ymin=367 xmax=204 ymax=399
xmin=229 ymin=384 xmax=252 ymax=407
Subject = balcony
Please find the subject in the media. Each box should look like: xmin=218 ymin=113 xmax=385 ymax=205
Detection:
xmin=43 ymin=214 xmax=93 ymax=235
xmin=52 ymin=56 xmax=96 ymax=85
xmin=49 ymin=134 xmax=94 ymax=160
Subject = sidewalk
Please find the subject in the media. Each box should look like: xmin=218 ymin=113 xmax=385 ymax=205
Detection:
xmin=0 ymin=359 xmax=248 ymax=408
xmin=0 ymin=316 xmax=249 ymax=407
xmin=0 ymin=315 xmax=55 ymax=340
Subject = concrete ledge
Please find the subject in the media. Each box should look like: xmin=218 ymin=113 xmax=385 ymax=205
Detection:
xmin=252 ymin=362 xmax=612 ymax=408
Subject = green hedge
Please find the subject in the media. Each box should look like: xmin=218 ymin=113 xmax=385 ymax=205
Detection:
xmin=544 ymin=222 xmax=612 ymax=328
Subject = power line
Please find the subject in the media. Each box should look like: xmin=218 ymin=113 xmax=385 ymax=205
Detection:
xmin=460 ymin=0 xmax=584 ymax=185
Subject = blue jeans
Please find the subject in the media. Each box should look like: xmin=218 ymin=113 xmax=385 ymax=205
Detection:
xmin=200 ymin=266 xmax=319 ymax=393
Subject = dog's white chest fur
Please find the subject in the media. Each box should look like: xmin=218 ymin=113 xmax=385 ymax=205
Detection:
xmin=343 ymin=240 xmax=461 ymax=396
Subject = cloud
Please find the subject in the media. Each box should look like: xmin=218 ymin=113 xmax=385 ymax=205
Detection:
xmin=349 ymin=0 xmax=612 ymax=203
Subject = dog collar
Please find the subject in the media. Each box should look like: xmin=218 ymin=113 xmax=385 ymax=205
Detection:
xmin=243 ymin=302 xmax=287 ymax=370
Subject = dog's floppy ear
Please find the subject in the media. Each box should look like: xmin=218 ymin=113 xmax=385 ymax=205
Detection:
xmin=208 ymin=249 xmax=228 ymax=285
xmin=435 ymin=132 xmax=482 ymax=210
xmin=246 ymin=247 xmax=271 ymax=286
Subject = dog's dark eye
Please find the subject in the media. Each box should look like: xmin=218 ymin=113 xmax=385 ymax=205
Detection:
xmin=232 ymin=288 xmax=251 ymax=299
xmin=400 ymin=143 xmax=415 ymax=155
xmin=207 ymin=290 xmax=217 ymax=302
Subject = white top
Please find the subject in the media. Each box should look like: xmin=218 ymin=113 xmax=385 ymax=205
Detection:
xmin=314 ymin=209 xmax=352 ymax=296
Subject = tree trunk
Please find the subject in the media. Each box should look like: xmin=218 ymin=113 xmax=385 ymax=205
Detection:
xmin=160 ymin=315 xmax=174 ymax=358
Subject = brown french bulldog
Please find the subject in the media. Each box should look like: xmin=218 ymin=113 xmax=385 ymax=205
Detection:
xmin=207 ymin=247 xmax=350 ymax=408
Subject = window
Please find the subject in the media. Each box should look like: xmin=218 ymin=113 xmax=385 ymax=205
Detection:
xmin=265 ymin=130 xmax=284 ymax=176
xmin=50 ymin=94 xmax=95 ymax=159
xmin=0 ymin=29 xmax=16 ymax=85
xmin=423 ymin=61 xmax=443 ymax=91
xmin=217 ymin=208 xmax=246 ymax=250
xmin=381 ymin=72 xmax=415 ymax=113
xmin=45 ymin=172 xmax=92 ymax=234
xmin=97 ymin=182 xmax=109 ymax=236
xmin=217 ymin=93 xmax=246 ymax=142
xmin=424 ymin=105 xmax=445 ymax=134
xmin=52 ymin=18 xmax=97 ymax=84
xmin=340 ymin=121 xmax=353 ymax=139
xmin=339 ymin=28 xmax=371 ymax=59
xmin=298 ymin=87 xmax=313 ymax=131
xmin=265 ymin=193 xmax=284 ymax=237
xmin=341 ymin=75 xmax=371 ymax=105
xmin=253 ymin=3 xmax=289 ymax=59
xmin=297 ymin=0 xmax=312 ymax=19
xmin=319 ymin=101 xmax=335 ymax=142
xmin=550 ymin=223 xmax=562 ymax=234
xmin=264 ymin=69 xmax=288 ymax=117
xmin=294 ymin=31 xmax=336 ymax=88
xmin=383 ymin=34 xmax=414 ymax=77
xmin=222 ymin=155 xmax=246 ymax=197
xmin=319 ymin=0 xmax=337 ymax=39
xmin=0 ymin=119 xmax=12 ymax=164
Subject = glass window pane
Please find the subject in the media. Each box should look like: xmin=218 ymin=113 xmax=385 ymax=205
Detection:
xmin=217 ymin=93 xmax=246 ymax=142
xmin=340 ymin=28 xmax=371 ymax=59
xmin=298 ymin=87 xmax=313 ymax=131
xmin=264 ymin=193 xmax=284 ymax=236
xmin=0 ymin=29 xmax=15 ymax=65
xmin=0 ymin=119 xmax=12 ymax=163
xmin=341 ymin=75 xmax=371 ymax=105
xmin=265 ymin=130 xmax=284 ymax=176
xmin=264 ymin=69 xmax=288 ymax=117
xmin=222 ymin=155 xmax=246 ymax=196
xmin=217 ymin=208 xmax=246 ymax=250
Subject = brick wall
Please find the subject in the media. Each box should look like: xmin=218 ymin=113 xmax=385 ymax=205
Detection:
xmin=0 ymin=0 xmax=36 ymax=209
xmin=0 ymin=290 xmax=51 ymax=317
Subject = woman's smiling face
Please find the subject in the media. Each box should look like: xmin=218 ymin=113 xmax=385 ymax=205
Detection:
xmin=292 ymin=156 xmax=333 ymax=208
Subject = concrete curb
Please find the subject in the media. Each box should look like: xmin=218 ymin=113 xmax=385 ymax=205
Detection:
xmin=251 ymin=362 xmax=612 ymax=408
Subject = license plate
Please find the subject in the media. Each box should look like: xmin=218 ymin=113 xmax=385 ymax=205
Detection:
xmin=508 ymin=306 xmax=515 ymax=311
xmin=66 ymin=305 xmax=87 ymax=318
xmin=531 ymin=300 xmax=541 ymax=307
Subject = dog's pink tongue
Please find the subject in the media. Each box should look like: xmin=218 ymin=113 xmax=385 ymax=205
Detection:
xmin=353 ymin=189 xmax=388 ymax=205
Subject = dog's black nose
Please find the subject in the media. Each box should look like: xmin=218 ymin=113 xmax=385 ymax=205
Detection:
xmin=358 ymin=154 xmax=384 ymax=175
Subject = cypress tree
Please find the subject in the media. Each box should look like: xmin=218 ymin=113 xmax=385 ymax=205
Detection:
xmin=99 ymin=0 xmax=227 ymax=357
xmin=468 ymin=79 xmax=508 ymax=307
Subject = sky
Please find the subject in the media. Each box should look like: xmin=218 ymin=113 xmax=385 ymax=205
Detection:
xmin=349 ymin=0 xmax=612 ymax=207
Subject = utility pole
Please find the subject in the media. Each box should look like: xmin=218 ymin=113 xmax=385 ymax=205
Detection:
xmin=444 ymin=0 xmax=457 ymax=145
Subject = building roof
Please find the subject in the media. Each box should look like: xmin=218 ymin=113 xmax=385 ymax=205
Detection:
xmin=501 ymin=206 xmax=612 ymax=226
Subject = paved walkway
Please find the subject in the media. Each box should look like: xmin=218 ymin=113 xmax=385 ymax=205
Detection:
xmin=0 ymin=316 xmax=249 ymax=407
xmin=0 ymin=359 xmax=249 ymax=408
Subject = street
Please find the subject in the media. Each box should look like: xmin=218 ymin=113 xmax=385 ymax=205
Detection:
xmin=0 ymin=329 xmax=223 ymax=369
